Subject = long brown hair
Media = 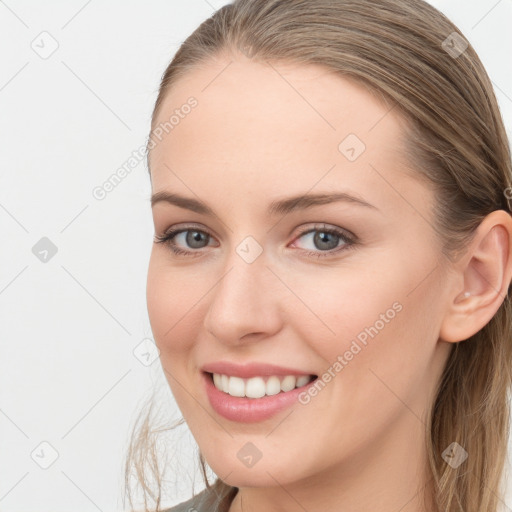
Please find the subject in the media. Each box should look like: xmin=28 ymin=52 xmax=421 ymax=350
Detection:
xmin=125 ymin=1 xmax=512 ymax=510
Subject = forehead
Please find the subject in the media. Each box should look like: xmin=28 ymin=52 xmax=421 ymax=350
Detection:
xmin=149 ymin=56 xmax=416 ymax=208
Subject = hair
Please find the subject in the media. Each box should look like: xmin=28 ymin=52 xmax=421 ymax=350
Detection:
xmin=125 ymin=1 xmax=512 ymax=511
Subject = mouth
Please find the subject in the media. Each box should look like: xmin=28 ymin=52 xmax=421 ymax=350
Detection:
xmin=205 ymin=371 xmax=318 ymax=399
xmin=202 ymin=370 xmax=319 ymax=423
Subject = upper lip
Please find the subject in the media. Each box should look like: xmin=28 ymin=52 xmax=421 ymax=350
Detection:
xmin=201 ymin=361 xmax=315 ymax=379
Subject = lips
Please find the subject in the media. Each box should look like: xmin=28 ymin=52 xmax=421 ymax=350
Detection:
xmin=201 ymin=361 xmax=315 ymax=379
xmin=200 ymin=361 xmax=319 ymax=422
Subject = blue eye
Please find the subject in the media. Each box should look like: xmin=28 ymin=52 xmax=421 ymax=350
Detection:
xmin=154 ymin=228 xmax=214 ymax=257
xmin=154 ymin=223 xmax=356 ymax=259
xmin=291 ymin=225 xmax=355 ymax=257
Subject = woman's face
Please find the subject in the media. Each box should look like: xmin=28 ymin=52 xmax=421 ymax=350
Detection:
xmin=146 ymin=55 xmax=453 ymax=489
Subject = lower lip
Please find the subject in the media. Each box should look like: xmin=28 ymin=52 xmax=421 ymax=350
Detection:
xmin=203 ymin=372 xmax=317 ymax=423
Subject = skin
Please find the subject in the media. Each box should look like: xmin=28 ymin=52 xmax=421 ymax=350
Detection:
xmin=146 ymin=52 xmax=512 ymax=512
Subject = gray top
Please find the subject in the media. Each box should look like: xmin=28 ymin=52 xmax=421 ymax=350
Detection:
xmin=164 ymin=484 xmax=238 ymax=512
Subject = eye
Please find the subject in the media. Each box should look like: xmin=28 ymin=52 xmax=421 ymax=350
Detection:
xmin=154 ymin=223 xmax=357 ymax=259
xmin=290 ymin=224 xmax=356 ymax=258
xmin=154 ymin=226 xmax=216 ymax=257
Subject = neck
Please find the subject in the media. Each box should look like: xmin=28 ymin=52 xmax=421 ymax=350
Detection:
xmin=228 ymin=411 xmax=437 ymax=512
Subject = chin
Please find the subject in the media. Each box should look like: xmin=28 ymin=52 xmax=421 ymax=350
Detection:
xmin=201 ymin=447 xmax=306 ymax=488
xmin=215 ymin=465 xmax=294 ymax=488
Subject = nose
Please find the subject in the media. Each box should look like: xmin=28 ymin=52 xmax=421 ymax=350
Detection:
xmin=202 ymin=250 xmax=283 ymax=346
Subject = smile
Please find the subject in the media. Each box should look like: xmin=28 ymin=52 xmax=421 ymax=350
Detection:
xmin=203 ymin=371 xmax=319 ymax=423
xmin=211 ymin=373 xmax=316 ymax=399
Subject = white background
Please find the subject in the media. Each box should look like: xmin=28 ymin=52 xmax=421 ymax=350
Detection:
xmin=0 ymin=1 xmax=511 ymax=511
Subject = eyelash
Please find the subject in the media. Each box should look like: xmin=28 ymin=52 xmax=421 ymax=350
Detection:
xmin=154 ymin=223 xmax=357 ymax=259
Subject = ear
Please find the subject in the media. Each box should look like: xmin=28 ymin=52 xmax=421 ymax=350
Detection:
xmin=439 ymin=210 xmax=512 ymax=343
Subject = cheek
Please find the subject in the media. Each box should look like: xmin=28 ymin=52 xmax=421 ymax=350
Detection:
xmin=308 ymin=246 xmax=438 ymax=351
xmin=287 ymin=265 xmax=404 ymax=354
xmin=146 ymin=256 xmax=206 ymax=415
xmin=302 ymin=260 xmax=437 ymax=402
xmin=146 ymin=253 xmax=203 ymax=354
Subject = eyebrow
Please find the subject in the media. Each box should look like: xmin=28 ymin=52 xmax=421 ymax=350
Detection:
xmin=151 ymin=191 xmax=378 ymax=216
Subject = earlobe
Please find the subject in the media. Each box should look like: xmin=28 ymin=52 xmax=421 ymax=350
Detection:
xmin=439 ymin=210 xmax=512 ymax=344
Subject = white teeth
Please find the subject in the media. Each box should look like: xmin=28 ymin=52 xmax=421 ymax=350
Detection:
xmin=211 ymin=373 xmax=314 ymax=398
xmin=281 ymin=375 xmax=296 ymax=392
xmin=296 ymin=375 xmax=311 ymax=387
xmin=245 ymin=377 xmax=266 ymax=398
xmin=221 ymin=374 xmax=229 ymax=393
xmin=266 ymin=376 xmax=281 ymax=396
xmin=228 ymin=376 xmax=245 ymax=397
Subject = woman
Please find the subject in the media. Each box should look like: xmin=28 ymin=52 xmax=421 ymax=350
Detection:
xmin=125 ymin=1 xmax=512 ymax=511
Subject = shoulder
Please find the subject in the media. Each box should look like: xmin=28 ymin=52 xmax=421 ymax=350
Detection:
xmin=163 ymin=485 xmax=237 ymax=512
xmin=163 ymin=488 xmax=209 ymax=512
